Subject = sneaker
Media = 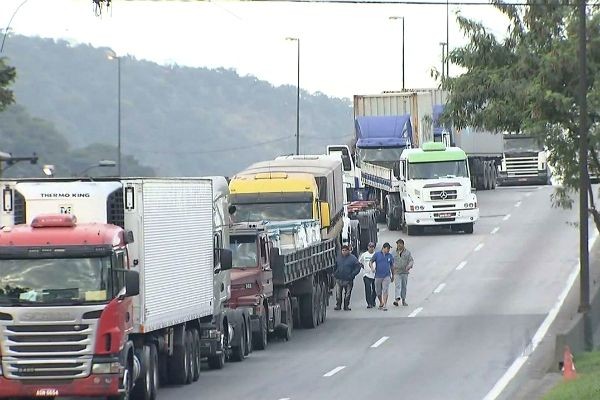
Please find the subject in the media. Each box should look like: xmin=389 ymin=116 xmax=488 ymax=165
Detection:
xmin=383 ymin=307 xmax=388 ymax=311
xmin=334 ymin=306 xmax=342 ymax=311
xmin=367 ymin=305 xmax=373 ymax=309
xmin=402 ymin=300 xmax=408 ymax=306
xmin=343 ymin=307 xmax=351 ymax=311
xmin=393 ymin=301 xmax=399 ymax=307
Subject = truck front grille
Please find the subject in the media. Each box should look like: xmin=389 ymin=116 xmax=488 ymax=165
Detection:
xmin=429 ymin=190 xmax=457 ymax=201
xmin=506 ymin=156 xmax=539 ymax=177
xmin=1 ymin=323 xmax=94 ymax=379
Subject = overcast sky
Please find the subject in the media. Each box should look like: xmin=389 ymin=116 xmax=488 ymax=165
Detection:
xmin=0 ymin=0 xmax=509 ymax=99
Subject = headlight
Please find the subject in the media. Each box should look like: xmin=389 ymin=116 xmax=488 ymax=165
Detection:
xmin=92 ymin=362 xmax=121 ymax=374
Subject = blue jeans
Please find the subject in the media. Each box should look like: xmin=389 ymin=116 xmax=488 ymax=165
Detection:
xmin=394 ymin=273 xmax=409 ymax=300
xmin=363 ymin=276 xmax=376 ymax=307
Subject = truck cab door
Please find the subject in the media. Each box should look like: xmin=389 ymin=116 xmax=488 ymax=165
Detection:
xmin=260 ymin=237 xmax=274 ymax=297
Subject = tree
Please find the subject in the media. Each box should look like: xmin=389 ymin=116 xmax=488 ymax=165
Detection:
xmin=0 ymin=58 xmax=15 ymax=111
xmin=444 ymin=1 xmax=600 ymax=230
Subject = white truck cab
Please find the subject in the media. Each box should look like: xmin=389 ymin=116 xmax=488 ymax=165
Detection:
xmin=397 ymin=142 xmax=479 ymax=234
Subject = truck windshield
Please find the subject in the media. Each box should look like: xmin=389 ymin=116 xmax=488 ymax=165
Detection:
xmin=230 ymin=236 xmax=258 ymax=267
xmin=232 ymin=202 xmax=312 ymax=222
xmin=409 ymin=160 xmax=469 ymax=179
xmin=358 ymin=147 xmax=404 ymax=163
xmin=504 ymin=137 xmax=543 ymax=153
xmin=0 ymin=257 xmax=112 ymax=306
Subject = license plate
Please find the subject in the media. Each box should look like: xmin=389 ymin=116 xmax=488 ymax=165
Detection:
xmin=36 ymin=389 xmax=59 ymax=397
xmin=518 ymin=178 xmax=527 ymax=182
xmin=437 ymin=213 xmax=453 ymax=218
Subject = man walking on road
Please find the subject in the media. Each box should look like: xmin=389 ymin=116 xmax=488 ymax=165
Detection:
xmin=393 ymin=238 xmax=414 ymax=307
xmin=334 ymin=245 xmax=362 ymax=311
xmin=359 ymin=242 xmax=377 ymax=308
xmin=369 ymin=242 xmax=394 ymax=311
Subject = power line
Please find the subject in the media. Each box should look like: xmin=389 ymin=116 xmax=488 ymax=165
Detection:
xmin=235 ymin=0 xmax=599 ymax=6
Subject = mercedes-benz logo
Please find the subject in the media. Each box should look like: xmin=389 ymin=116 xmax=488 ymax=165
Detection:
xmin=439 ymin=191 xmax=448 ymax=199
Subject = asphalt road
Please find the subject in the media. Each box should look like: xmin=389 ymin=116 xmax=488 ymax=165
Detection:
xmin=65 ymin=184 xmax=588 ymax=400
xmin=145 ymin=184 xmax=588 ymax=400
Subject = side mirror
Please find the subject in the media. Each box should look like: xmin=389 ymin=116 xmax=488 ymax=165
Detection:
xmin=219 ymin=248 xmax=233 ymax=272
xmin=319 ymin=201 xmax=331 ymax=229
xmin=124 ymin=230 xmax=134 ymax=244
xmin=228 ymin=205 xmax=237 ymax=215
xmin=125 ymin=270 xmax=140 ymax=297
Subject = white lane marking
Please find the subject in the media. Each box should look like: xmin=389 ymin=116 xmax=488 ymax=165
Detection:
xmin=482 ymin=231 xmax=599 ymax=400
xmin=408 ymin=307 xmax=423 ymax=318
xmin=456 ymin=261 xmax=468 ymax=271
xmin=503 ymin=214 xmax=511 ymax=221
xmin=278 ymin=398 xmax=291 ymax=400
xmin=323 ymin=366 xmax=346 ymax=377
xmin=370 ymin=336 xmax=390 ymax=348
xmin=491 ymin=227 xmax=500 ymax=235
xmin=433 ymin=283 xmax=446 ymax=294
xmin=515 ymin=201 xmax=522 ymax=208
xmin=474 ymin=243 xmax=485 ymax=252
xmin=525 ymin=192 xmax=532 ymax=197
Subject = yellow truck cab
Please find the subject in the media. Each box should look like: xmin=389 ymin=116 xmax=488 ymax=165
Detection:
xmin=229 ymin=172 xmax=331 ymax=234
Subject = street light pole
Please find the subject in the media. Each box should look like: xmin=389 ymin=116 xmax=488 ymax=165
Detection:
xmin=389 ymin=16 xmax=405 ymax=90
xmin=117 ymin=55 xmax=121 ymax=176
xmin=446 ymin=0 xmax=450 ymax=78
xmin=286 ymin=37 xmax=300 ymax=155
xmin=440 ymin=42 xmax=447 ymax=82
xmin=107 ymin=50 xmax=122 ymax=176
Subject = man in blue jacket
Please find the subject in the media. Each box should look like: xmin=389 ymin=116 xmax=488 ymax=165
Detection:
xmin=334 ymin=245 xmax=362 ymax=311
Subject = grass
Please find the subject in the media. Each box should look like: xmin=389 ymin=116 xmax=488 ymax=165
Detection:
xmin=543 ymin=351 xmax=600 ymax=400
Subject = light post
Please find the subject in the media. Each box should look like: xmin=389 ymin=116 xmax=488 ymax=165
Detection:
xmin=440 ymin=42 xmax=447 ymax=83
xmin=107 ymin=50 xmax=122 ymax=176
xmin=389 ymin=16 xmax=405 ymax=90
xmin=286 ymin=37 xmax=300 ymax=155
xmin=1 ymin=0 xmax=30 ymax=53
xmin=76 ymin=160 xmax=116 ymax=177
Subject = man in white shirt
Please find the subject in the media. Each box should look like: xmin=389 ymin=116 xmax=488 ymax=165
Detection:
xmin=359 ymin=242 xmax=377 ymax=308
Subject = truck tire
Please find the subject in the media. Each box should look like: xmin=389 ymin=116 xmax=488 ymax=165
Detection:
xmin=108 ymin=359 xmax=132 ymax=400
xmin=483 ymin=162 xmax=490 ymax=190
xmin=131 ymin=344 xmax=158 ymax=400
xmin=184 ymin=331 xmax=194 ymax=384
xmin=320 ymin=281 xmax=327 ymax=324
xmin=463 ymin=223 xmax=474 ymax=234
xmin=491 ymin=164 xmax=497 ymax=189
xmin=207 ymin=321 xmax=227 ymax=370
xmin=167 ymin=331 xmax=190 ymax=385
xmin=230 ymin=320 xmax=247 ymax=362
xmin=300 ymin=288 xmax=318 ymax=329
xmin=191 ymin=330 xmax=201 ymax=382
xmin=253 ymin=315 xmax=268 ymax=350
xmin=386 ymin=208 xmax=399 ymax=231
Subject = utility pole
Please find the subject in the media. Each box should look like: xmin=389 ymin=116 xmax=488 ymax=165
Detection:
xmin=577 ymin=0 xmax=592 ymax=350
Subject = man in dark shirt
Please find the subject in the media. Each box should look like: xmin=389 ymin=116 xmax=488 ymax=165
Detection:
xmin=334 ymin=245 xmax=362 ymax=311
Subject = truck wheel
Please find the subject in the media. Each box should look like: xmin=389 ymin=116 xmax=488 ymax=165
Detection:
xmin=491 ymin=164 xmax=497 ymax=189
xmin=300 ymin=289 xmax=318 ymax=329
xmin=320 ymin=281 xmax=327 ymax=324
xmin=108 ymin=361 xmax=132 ymax=400
xmin=167 ymin=333 xmax=189 ymax=384
xmin=191 ymin=330 xmax=201 ymax=382
xmin=253 ymin=315 xmax=268 ymax=350
xmin=231 ymin=321 xmax=247 ymax=362
xmin=315 ymin=284 xmax=322 ymax=326
xmin=279 ymin=297 xmax=293 ymax=341
xmin=131 ymin=344 xmax=158 ymax=400
xmin=386 ymin=210 xmax=399 ymax=231
xmin=463 ymin=223 xmax=474 ymax=234
xmin=184 ymin=331 xmax=194 ymax=384
xmin=207 ymin=322 xmax=227 ymax=370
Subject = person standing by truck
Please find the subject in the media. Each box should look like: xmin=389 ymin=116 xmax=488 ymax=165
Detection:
xmin=369 ymin=243 xmax=394 ymax=311
xmin=359 ymin=242 xmax=377 ymax=308
xmin=393 ymin=238 xmax=414 ymax=307
xmin=334 ymin=245 xmax=362 ymax=311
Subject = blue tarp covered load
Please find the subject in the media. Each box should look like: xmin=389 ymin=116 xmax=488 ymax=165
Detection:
xmin=355 ymin=115 xmax=413 ymax=148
